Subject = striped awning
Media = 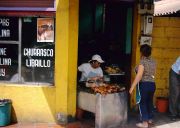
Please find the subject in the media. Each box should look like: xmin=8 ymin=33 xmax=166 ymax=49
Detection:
xmin=154 ymin=0 xmax=180 ymax=16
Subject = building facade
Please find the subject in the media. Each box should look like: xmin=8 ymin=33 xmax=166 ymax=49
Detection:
xmin=1 ymin=0 xmax=177 ymax=124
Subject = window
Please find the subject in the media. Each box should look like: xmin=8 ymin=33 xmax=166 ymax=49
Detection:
xmin=0 ymin=16 xmax=55 ymax=85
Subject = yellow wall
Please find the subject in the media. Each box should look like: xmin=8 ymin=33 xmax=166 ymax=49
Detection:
xmin=55 ymin=0 xmax=79 ymax=117
xmin=131 ymin=17 xmax=180 ymax=108
xmin=0 ymin=84 xmax=56 ymax=123
xmin=0 ymin=0 xmax=79 ymax=123
xmin=152 ymin=17 xmax=180 ymax=99
xmin=130 ymin=5 xmax=141 ymax=108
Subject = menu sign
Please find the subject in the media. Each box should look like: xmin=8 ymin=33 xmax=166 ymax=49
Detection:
xmin=23 ymin=48 xmax=54 ymax=68
xmin=0 ymin=17 xmax=19 ymax=41
xmin=0 ymin=48 xmax=12 ymax=76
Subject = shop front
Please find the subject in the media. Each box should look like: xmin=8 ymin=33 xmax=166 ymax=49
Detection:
xmin=0 ymin=0 xmax=144 ymax=125
xmin=0 ymin=0 xmax=79 ymax=123
xmin=77 ymin=0 xmax=133 ymax=126
xmin=0 ymin=17 xmax=55 ymax=84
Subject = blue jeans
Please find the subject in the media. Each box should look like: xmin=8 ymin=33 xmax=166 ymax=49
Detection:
xmin=169 ymin=69 xmax=180 ymax=116
xmin=139 ymin=82 xmax=156 ymax=121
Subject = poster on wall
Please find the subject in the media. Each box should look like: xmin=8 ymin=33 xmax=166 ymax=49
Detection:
xmin=37 ymin=18 xmax=54 ymax=42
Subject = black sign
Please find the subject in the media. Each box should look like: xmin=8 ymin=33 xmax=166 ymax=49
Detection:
xmin=0 ymin=17 xmax=19 ymax=41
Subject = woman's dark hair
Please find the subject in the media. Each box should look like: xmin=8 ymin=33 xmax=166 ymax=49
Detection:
xmin=140 ymin=44 xmax=152 ymax=57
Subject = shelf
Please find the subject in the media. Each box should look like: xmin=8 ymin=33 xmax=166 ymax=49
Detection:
xmin=108 ymin=72 xmax=125 ymax=76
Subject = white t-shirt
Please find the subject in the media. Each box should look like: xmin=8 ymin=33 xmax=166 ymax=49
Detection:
xmin=172 ymin=56 xmax=180 ymax=74
xmin=78 ymin=63 xmax=103 ymax=81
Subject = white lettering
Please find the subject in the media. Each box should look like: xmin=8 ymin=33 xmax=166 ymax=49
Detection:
xmin=0 ymin=18 xmax=9 ymax=26
xmin=0 ymin=58 xmax=11 ymax=65
xmin=23 ymin=48 xmax=53 ymax=57
xmin=0 ymin=68 xmax=5 ymax=76
xmin=0 ymin=29 xmax=10 ymax=37
xmin=0 ymin=48 xmax=7 ymax=55
xmin=26 ymin=59 xmax=51 ymax=67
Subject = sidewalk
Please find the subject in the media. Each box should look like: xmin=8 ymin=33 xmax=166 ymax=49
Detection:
xmin=0 ymin=122 xmax=81 ymax=128
xmin=2 ymin=112 xmax=180 ymax=128
xmin=1 ymin=121 xmax=90 ymax=128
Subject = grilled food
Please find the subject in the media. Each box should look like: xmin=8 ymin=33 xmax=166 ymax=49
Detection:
xmin=91 ymin=84 xmax=125 ymax=95
xmin=105 ymin=66 xmax=122 ymax=74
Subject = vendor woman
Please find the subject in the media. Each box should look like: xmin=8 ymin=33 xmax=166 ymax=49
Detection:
xmin=77 ymin=54 xmax=104 ymax=119
xmin=78 ymin=54 xmax=105 ymax=82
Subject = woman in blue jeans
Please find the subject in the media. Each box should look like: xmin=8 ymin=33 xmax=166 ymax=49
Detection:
xmin=129 ymin=44 xmax=156 ymax=128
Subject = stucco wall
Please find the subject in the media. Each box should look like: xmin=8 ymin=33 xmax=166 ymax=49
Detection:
xmin=0 ymin=84 xmax=56 ymax=123
xmin=152 ymin=17 xmax=180 ymax=99
xmin=130 ymin=5 xmax=141 ymax=107
xmin=130 ymin=16 xmax=180 ymax=108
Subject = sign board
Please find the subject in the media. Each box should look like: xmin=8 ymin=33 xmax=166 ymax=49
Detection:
xmin=140 ymin=36 xmax=152 ymax=46
xmin=0 ymin=17 xmax=19 ymax=41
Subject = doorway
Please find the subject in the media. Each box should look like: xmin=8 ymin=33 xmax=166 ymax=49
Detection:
xmin=77 ymin=0 xmax=134 ymax=121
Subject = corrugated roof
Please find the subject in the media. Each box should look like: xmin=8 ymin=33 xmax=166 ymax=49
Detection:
xmin=154 ymin=0 xmax=180 ymax=16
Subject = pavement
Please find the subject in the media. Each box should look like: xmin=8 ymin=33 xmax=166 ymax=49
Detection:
xmin=1 ymin=112 xmax=180 ymax=128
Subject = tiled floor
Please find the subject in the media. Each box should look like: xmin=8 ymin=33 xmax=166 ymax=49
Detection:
xmin=2 ymin=112 xmax=180 ymax=128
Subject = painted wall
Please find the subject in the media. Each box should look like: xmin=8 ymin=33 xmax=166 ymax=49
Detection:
xmin=151 ymin=17 xmax=180 ymax=99
xmin=0 ymin=84 xmax=56 ymax=123
xmin=130 ymin=5 xmax=141 ymax=108
xmin=130 ymin=17 xmax=180 ymax=108
xmin=0 ymin=0 xmax=79 ymax=123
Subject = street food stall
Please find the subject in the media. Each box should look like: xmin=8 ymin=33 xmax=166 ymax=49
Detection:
xmin=77 ymin=77 xmax=127 ymax=128
xmin=77 ymin=0 xmax=133 ymax=127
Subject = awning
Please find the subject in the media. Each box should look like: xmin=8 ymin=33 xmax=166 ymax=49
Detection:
xmin=0 ymin=0 xmax=55 ymax=11
xmin=154 ymin=0 xmax=180 ymax=16
xmin=0 ymin=11 xmax=55 ymax=17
